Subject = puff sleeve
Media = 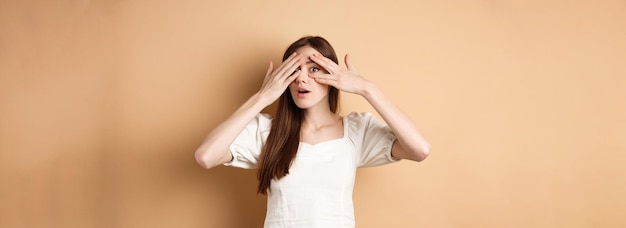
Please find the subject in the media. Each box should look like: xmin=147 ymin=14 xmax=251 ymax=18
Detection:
xmin=223 ymin=113 xmax=272 ymax=169
xmin=347 ymin=112 xmax=399 ymax=167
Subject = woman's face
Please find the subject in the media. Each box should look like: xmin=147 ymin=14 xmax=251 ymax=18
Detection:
xmin=288 ymin=45 xmax=331 ymax=110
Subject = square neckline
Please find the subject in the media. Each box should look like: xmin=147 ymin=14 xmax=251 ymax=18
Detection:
xmin=298 ymin=116 xmax=348 ymax=147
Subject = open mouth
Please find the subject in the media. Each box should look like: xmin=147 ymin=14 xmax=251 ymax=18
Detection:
xmin=297 ymin=89 xmax=310 ymax=94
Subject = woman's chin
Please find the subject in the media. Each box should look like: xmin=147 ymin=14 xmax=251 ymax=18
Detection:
xmin=294 ymin=103 xmax=312 ymax=110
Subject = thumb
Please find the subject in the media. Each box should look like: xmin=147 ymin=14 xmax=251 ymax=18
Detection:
xmin=344 ymin=54 xmax=357 ymax=72
xmin=266 ymin=61 xmax=274 ymax=76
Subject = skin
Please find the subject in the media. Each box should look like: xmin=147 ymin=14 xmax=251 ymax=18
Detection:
xmin=289 ymin=46 xmax=343 ymax=145
xmin=306 ymin=49 xmax=431 ymax=162
xmin=195 ymin=45 xmax=431 ymax=169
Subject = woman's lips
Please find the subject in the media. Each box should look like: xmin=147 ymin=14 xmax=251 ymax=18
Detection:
xmin=296 ymin=89 xmax=310 ymax=97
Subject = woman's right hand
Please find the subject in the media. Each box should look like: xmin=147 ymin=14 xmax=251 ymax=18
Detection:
xmin=258 ymin=52 xmax=302 ymax=104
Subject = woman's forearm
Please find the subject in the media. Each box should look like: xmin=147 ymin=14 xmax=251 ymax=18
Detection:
xmin=360 ymin=82 xmax=431 ymax=161
xmin=194 ymin=93 xmax=271 ymax=169
xmin=196 ymin=55 xmax=302 ymax=169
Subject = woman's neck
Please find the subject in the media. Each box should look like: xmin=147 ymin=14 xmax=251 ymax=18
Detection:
xmin=302 ymin=103 xmax=339 ymax=129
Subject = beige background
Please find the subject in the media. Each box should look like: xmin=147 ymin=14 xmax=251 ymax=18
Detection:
xmin=1 ymin=0 xmax=625 ymax=227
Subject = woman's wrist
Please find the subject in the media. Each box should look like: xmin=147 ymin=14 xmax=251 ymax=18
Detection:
xmin=359 ymin=81 xmax=380 ymax=100
xmin=253 ymin=91 xmax=276 ymax=109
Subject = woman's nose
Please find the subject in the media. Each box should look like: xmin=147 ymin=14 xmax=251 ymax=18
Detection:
xmin=294 ymin=68 xmax=309 ymax=83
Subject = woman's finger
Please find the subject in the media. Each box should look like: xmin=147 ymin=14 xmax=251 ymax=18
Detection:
xmin=275 ymin=54 xmax=301 ymax=78
xmin=313 ymin=77 xmax=338 ymax=87
xmin=266 ymin=61 xmax=274 ymax=76
xmin=262 ymin=61 xmax=274 ymax=85
xmin=282 ymin=60 xmax=302 ymax=83
xmin=285 ymin=70 xmax=300 ymax=84
xmin=310 ymin=54 xmax=339 ymax=74
xmin=310 ymin=73 xmax=335 ymax=81
xmin=273 ymin=52 xmax=297 ymax=75
xmin=309 ymin=54 xmax=333 ymax=73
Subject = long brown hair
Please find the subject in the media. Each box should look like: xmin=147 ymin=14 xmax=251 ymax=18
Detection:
xmin=257 ymin=36 xmax=340 ymax=195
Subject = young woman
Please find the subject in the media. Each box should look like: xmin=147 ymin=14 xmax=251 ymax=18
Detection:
xmin=195 ymin=36 xmax=431 ymax=227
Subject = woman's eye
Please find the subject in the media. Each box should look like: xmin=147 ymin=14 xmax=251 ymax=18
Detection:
xmin=310 ymin=67 xmax=320 ymax=73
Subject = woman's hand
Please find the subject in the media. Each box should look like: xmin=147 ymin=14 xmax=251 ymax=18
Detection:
xmin=310 ymin=54 xmax=431 ymax=162
xmin=196 ymin=54 xmax=301 ymax=169
xmin=308 ymin=54 xmax=371 ymax=95
xmin=258 ymin=52 xmax=302 ymax=104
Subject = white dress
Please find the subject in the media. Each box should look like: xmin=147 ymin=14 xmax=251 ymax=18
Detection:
xmin=224 ymin=112 xmax=399 ymax=228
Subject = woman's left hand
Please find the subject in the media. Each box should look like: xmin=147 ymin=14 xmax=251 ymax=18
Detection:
xmin=308 ymin=54 xmax=371 ymax=95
